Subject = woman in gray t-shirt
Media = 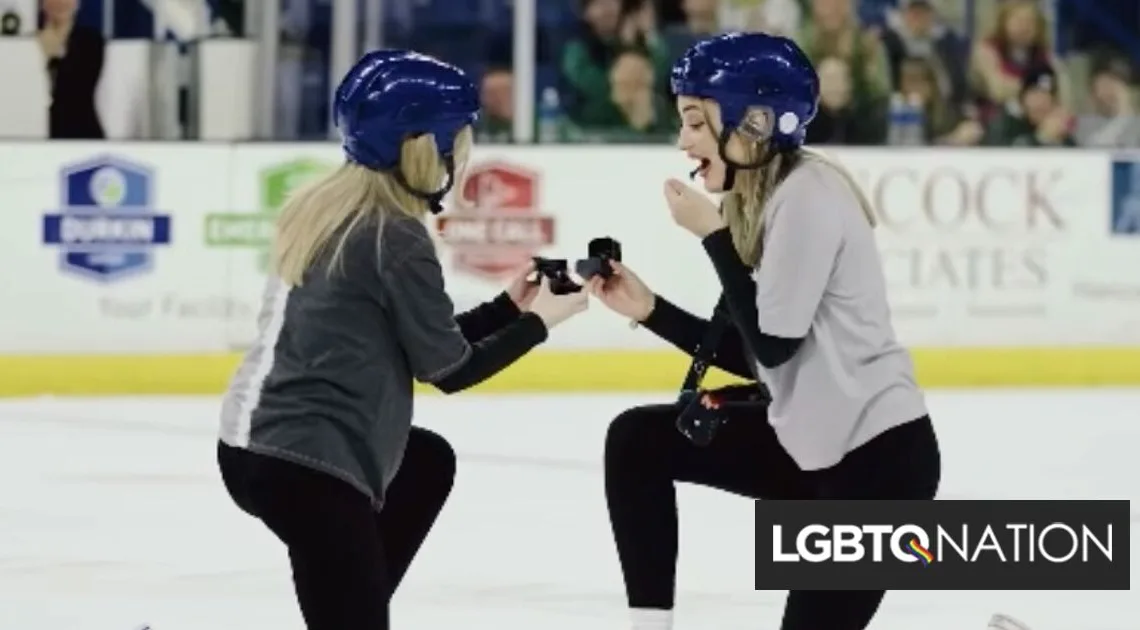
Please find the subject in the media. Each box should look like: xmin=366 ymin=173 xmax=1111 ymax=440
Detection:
xmin=587 ymin=33 xmax=941 ymax=630
xmin=216 ymin=50 xmax=588 ymax=629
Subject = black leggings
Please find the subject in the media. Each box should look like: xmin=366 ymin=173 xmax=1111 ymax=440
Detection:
xmin=604 ymin=401 xmax=940 ymax=630
xmin=217 ymin=427 xmax=456 ymax=630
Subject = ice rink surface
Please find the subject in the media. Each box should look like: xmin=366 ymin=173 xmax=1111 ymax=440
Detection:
xmin=0 ymin=389 xmax=1135 ymax=630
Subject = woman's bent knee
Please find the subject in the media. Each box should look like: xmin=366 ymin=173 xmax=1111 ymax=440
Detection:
xmin=604 ymin=404 xmax=678 ymax=469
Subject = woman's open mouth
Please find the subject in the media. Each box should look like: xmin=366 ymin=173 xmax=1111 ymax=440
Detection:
xmin=689 ymin=158 xmax=711 ymax=179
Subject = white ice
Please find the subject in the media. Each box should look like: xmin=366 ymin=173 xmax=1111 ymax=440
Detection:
xmin=0 ymin=390 xmax=1135 ymax=630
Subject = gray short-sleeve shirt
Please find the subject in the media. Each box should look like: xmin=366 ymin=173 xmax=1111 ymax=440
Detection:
xmin=753 ymin=159 xmax=928 ymax=471
xmin=217 ymin=213 xmax=472 ymax=508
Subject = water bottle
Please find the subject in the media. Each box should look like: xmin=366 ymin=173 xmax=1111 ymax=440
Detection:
xmin=887 ymin=93 xmax=908 ymax=146
xmin=905 ymin=92 xmax=926 ymax=145
xmin=537 ymin=87 xmax=562 ymax=143
xmin=888 ymin=93 xmax=925 ymax=146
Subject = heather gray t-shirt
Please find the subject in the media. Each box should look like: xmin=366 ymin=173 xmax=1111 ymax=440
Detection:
xmin=217 ymin=214 xmax=471 ymax=508
xmin=752 ymin=159 xmax=928 ymax=471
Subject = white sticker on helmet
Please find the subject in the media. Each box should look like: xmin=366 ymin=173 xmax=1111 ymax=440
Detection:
xmin=778 ymin=112 xmax=799 ymax=134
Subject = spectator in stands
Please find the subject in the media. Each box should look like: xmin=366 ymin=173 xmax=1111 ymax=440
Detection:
xmin=897 ymin=56 xmax=954 ymax=143
xmin=720 ymin=0 xmax=801 ymax=37
xmin=880 ymin=0 xmax=968 ymax=113
xmin=795 ymin=0 xmax=890 ymax=119
xmin=605 ymin=49 xmax=675 ymax=137
xmin=969 ymin=0 xmax=1063 ymax=123
xmin=561 ymin=0 xmax=670 ymax=129
xmin=985 ymin=65 xmax=1075 ymax=147
xmin=660 ymin=0 xmax=804 ymax=61
xmin=897 ymin=56 xmax=986 ymax=146
xmin=662 ymin=0 xmax=719 ymax=64
xmin=476 ymin=66 xmax=514 ymax=143
xmin=38 ymin=0 xmax=104 ymax=139
xmin=1077 ymin=57 xmax=1140 ymax=147
xmin=896 ymin=56 xmax=986 ymax=145
xmin=622 ymin=0 xmax=671 ymax=82
xmin=805 ymin=56 xmax=886 ymax=144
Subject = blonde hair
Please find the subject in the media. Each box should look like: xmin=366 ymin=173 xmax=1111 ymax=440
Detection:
xmin=272 ymin=127 xmax=473 ymax=286
xmin=714 ymin=107 xmax=876 ymax=267
xmin=991 ymin=0 xmax=1051 ymax=52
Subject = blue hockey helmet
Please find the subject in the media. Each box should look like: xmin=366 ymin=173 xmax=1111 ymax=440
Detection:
xmin=671 ymin=32 xmax=819 ymax=150
xmin=333 ymin=50 xmax=479 ymax=210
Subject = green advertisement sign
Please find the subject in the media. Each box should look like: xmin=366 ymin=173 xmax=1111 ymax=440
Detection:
xmin=205 ymin=158 xmax=334 ymax=272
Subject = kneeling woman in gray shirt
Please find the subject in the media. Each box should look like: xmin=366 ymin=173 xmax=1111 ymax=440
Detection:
xmin=216 ymin=50 xmax=587 ymax=630
xmin=588 ymin=33 xmax=941 ymax=630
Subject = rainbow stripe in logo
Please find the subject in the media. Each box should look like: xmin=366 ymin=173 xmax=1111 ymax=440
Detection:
xmin=907 ymin=538 xmax=935 ymax=565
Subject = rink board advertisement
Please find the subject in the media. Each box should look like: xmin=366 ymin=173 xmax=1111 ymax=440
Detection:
xmin=0 ymin=143 xmax=1138 ymax=394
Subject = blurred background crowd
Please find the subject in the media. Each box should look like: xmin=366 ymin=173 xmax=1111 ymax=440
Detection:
xmin=6 ymin=0 xmax=1140 ymax=148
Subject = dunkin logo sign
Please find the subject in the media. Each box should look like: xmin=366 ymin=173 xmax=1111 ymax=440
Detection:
xmin=437 ymin=161 xmax=556 ymax=278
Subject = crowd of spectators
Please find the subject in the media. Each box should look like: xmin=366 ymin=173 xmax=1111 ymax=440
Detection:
xmin=475 ymin=0 xmax=1140 ymax=148
xmin=8 ymin=0 xmax=1140 ymax=147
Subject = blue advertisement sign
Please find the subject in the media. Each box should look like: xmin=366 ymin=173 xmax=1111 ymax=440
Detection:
xmin=42 ymin=155 xmax=172 ymax=282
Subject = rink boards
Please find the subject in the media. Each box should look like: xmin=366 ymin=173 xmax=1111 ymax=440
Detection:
xmin=0 ymin=143 xmax=1138 ymax=394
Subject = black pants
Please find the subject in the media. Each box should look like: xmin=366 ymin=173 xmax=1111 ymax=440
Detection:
xmin=217 ymin=427 xmax=456 ymax=630
xmin=604 ymin=399 xmax=940 ymax=630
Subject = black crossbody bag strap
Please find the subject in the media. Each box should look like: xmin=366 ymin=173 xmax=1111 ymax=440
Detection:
xmin=678 ymin=294 xmax=731 ymax=396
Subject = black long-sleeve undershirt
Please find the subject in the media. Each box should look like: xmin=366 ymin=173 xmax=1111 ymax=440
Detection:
xmin=434 ymin=312 xmax=548 ymax=393
xmin=639 ymin=295 xmax=755 ymax=379
xmin=454 ymin=291 xmax=520 ymax=341
xmin=699 ymin=228 xmax=804 ymax=369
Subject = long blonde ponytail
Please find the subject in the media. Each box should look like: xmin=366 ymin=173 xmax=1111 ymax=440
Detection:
xmin=721 ymin=145 xmax=877 ymax=268
xmin=272 ymin=127 xmax=473 ymax=286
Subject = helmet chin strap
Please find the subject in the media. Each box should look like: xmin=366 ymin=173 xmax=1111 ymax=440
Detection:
xmin=391 ymin=154 xmax=457 ymax=214
xmin=714 ymin=126 xmax=775 ymax=191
